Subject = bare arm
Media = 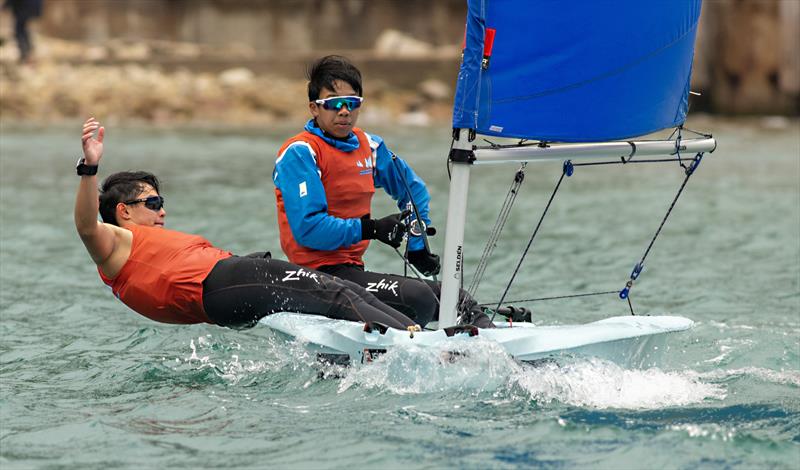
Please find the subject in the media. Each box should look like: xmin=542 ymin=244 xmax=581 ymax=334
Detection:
xmin=74 ymin=117 xmax=117 ymax=265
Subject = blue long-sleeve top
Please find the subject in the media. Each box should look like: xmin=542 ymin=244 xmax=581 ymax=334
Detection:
xmin=273 ymin=120 xmax=432 ymax=252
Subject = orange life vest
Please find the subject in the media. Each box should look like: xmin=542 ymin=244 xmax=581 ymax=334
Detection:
xmin=98 ymin=224 xmax=232 ymax=324
xmin=275 ymin=128 xmax=375 ymax=269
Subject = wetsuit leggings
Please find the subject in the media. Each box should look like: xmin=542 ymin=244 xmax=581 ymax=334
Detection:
xmin=316 ymin=264 xmax=484 ymax=328
xmin=202 ymin=254 xmax=416 ymax=330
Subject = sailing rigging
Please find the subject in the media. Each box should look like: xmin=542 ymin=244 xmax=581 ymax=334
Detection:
xmin=262 ymin=0 xmax=717 ymax=366
xmin=439 ymin=0 xmax=715 ymax=325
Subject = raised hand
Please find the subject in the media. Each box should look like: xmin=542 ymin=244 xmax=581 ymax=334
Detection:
xmin=81 ymin=117 xmax=105 ymax=165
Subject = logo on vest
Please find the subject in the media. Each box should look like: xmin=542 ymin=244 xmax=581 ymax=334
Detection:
xmin=355 ymin=157 xmax=373 ymax=175
xmin=366 ymin=278 xmax=399 ymax=296
xmin=282 ymin=268 xmax=320 ymax=283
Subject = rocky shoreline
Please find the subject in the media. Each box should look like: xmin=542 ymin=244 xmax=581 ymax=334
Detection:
xmin=0 ymin=35 xmax=456 ymax=127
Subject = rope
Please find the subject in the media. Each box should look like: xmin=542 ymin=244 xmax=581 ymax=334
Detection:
xmin=402 ymin=239 xmax=409 ymax=277
xmin=447 ymin=127 xmax=709 ymax=322
xmin=479 ymin=289 xmax=619 ymax=306
xmin=392 ymin=247 xmax=441 ymax=308
xmin=574 ymin=157 xmax=692 ymax=167
xmin=617 ymin=152 xmax=705 ymax=306
xmin=635 ymin=153 xmax=701 ymax=269
xmin=467 ymin=164 xmax=527 ymax=297
xmin=491 ymin=167 xmax=569 ymax=321
xmin=390 ymin=153 xmax=437 ymax=283
xmin=446 ymin=137 xmax=454 ymax=180
xmin=394 ymin=247 xmax=423 ymax=280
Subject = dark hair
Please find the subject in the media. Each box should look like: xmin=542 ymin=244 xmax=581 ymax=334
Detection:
xmin=99 ymin=171 xmax=161 ymax=226
xmin=306 ymin=55 xmax=362 ymax=101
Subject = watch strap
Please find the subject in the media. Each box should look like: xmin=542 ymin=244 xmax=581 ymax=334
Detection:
xmin=76 ymin=158 xmax=98 ymax=176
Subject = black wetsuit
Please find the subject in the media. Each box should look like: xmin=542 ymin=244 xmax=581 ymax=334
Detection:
xmin=316 ymin=263 xmax=491 ymax=328
xmin=202 ymin=253 xmax=416 ymax=330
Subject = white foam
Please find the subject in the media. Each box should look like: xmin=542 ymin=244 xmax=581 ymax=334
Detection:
xmin=336 ymin=340 xmax=726 ymax=409
xmin=178 ymin=334 xmax=295 ymax=385
xmin=179 ymin=335 xmax=799 ymax=410
xmin=515 ymin=358 xmax=727 ymax=409
xmin=338 ymin=338 xmax=520 ymax=395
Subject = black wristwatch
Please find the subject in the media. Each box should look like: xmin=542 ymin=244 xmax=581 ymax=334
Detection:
xmin=76 ymin=157 xmax=98 ymax=176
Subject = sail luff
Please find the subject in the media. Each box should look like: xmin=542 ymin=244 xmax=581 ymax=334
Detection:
xmin=451 ymin=0 xmax=484 ymax=131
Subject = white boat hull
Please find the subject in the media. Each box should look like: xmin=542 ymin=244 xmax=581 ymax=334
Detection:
xmin=260 ymin=313 xmax=693 ymax=369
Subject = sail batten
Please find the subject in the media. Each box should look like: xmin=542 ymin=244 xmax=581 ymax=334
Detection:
xmin=453 ymin=0 xmax=703 ymax=142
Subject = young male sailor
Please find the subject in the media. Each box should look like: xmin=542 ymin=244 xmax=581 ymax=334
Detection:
xmin=272 ymin=55 xmax=494 ymax=328
xmin=74 ymin=117 xmax=418 ymax=330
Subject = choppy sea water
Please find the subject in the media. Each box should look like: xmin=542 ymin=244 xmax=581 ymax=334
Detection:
xmin=1 ymin=117 xmax=798 ymax=469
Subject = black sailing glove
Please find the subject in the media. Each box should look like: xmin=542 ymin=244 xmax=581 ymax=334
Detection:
xmin=408 ymin=248 xmax=441 ymax=277
xmin=361 ymin=211 xmax=410 ymax=248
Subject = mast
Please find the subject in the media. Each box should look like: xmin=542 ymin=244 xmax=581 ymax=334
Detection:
xmin=438 ymin=129 xmax=474 ymax=327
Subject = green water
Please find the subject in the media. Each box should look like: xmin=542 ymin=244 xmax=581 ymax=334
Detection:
xmin=1 ymin=117 xmax=798 ymax=468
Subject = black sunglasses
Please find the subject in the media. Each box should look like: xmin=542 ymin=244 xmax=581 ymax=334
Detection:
xmin=123 ymin=195 xmax=165 ymax=211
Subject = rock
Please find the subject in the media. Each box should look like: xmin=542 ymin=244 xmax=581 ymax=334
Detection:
xmin=0 ymin=41 xmax=19 ymax=62
xmin=171 ymin=43 xmax=202 ymax=59
xmin=219 ymin=67 xmax=255 ymax=87
xmin=358 ymin=106 xmax=392 ymax=127
xmin=397 ymin=110 xmax=431 ymax=127
xmin=418 ymin=79 xmax=451 ymax=101
xmin=374 ymin=29 xmax=434 ymax=58
xmin=227 ymin=42 xmax=257 ymax=59
xmin=0 ymin=33 xmax=457 ymax=126
xmin=84 ymin=46 xmax=108 ymax=62
xmin=112 ymin=42 xmax=151 ymax=61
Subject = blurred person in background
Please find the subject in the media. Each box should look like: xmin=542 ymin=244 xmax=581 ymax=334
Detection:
xmin=4 ymin=0 xmax=42 ymax=63
xmin=272 ymin=55 xmax=496 ymax=328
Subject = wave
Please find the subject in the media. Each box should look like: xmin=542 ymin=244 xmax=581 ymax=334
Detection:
xmin=699 ymin=367 xmax=800 ymax=387
xmin=170 ymin=333 xmax=798 ymax=411
xmin=334 ymin=339 xmax=726 ymax=409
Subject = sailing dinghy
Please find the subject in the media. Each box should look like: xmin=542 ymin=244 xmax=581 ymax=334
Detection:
xmin=262 ymin=0 xmax=716 ymax=367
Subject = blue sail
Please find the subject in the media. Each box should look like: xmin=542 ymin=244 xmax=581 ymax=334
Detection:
xmin=452 ymin=0 xmax=702 ymax=142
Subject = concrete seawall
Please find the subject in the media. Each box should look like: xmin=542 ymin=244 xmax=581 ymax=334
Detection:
xmin=3 ymin=0 xmax=798 ymax=119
